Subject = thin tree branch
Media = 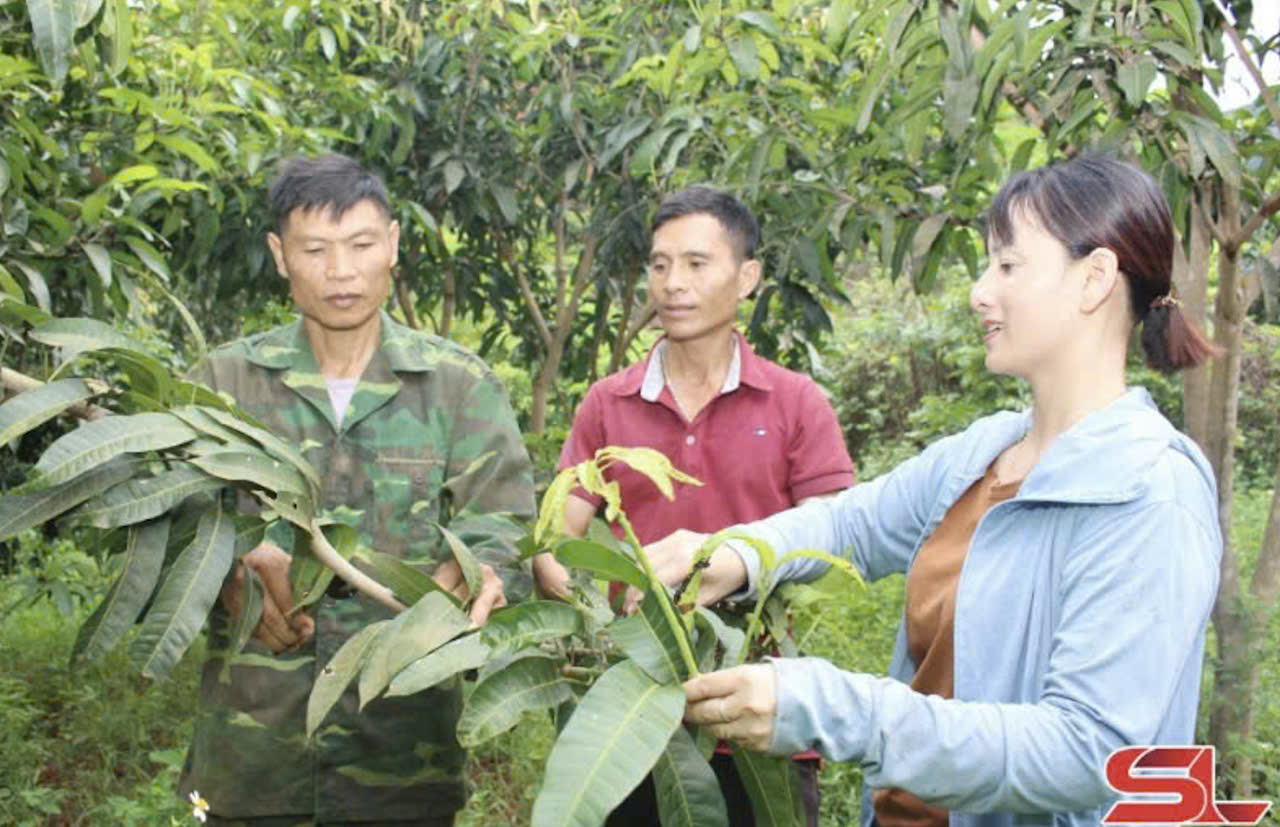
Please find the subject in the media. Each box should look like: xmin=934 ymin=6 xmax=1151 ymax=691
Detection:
xmin=1 ymin=367 xmax=110 ymax=421
xmin=1209 ymin=0 xmax=1280 ymax=130
xmin=513 ymin=265 xmax=553 ymax=349
xmin=1234 ymin=191 xmax=1280 ymax=249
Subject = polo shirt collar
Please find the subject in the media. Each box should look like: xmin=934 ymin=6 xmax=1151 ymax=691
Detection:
xmin=638 ymin=331 xmax=772 ymax=402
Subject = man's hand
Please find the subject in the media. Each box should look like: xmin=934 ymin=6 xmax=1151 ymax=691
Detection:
xmin=624 ymin=529 xmax=749 ymax=612
xmin=434 ymin=559 xmax=507 ymax=625
xmin=532 ymin=553 xmax=572 ymax=600
xmin=683 ymin=663 xmax=778 ymax=751
xmin=221 ymin=541 xmax=315 ymax=654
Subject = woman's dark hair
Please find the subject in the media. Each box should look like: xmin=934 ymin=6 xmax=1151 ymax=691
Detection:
xmin=268 ymin=154 xmax=392 ymax=235
xmin=986 ymin=155 xmax=1219 ymax=373
xmin=652 ymin=186 xmax=760 ymax=262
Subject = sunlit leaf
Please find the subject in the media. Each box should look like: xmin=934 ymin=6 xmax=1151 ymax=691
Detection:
xmin=27 ymin=412 xmax=196 ymax=490
xmin=26 ymin=0 xmax=75 ymax=85
xmin=458 ymin=653 xmax=573 ymax=747
xmin=0 ymin=378 xmax=95 ymax=446
xmin=358 ymin=591 xmax=472 ymax=709
xmin=385 ymin=633 xmax=489 ymax=697
xmin=481 ymin=600 xmax=584 ymax=654
xmin=531 ymin=660 xmax=685 ymax=827
xmin=307 ymin=621 xmax=388 ymax=736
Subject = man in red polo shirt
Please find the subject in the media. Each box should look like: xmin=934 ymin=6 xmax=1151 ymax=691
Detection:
xmin=533 ymin=187 xmax=854 ymax=826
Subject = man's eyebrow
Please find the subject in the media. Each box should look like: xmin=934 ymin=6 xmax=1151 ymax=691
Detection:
xmin=293 ymin=226 xmax=383 ymax=243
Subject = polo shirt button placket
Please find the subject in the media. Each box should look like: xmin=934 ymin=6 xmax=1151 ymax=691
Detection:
xmin=685 ymin=434 xmax=696 ymax=446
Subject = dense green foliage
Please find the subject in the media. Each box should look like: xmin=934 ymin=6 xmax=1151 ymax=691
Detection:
xmin=3 ymin=0 xmax=1279 ymax=819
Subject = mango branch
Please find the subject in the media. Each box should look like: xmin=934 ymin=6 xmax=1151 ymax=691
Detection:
xmin=307 ymin=520 xmax=407 ymax=613
xmin=1 ymin=366 xmax=110 ymax=421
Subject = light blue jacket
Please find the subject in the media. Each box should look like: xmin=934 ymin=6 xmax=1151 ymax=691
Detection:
xmin=733 ymin=389 xmax=1221 ymax=826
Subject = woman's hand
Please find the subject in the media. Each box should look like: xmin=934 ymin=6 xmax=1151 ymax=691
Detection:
xmin=682 ymin=663 xmax=778 ymax=752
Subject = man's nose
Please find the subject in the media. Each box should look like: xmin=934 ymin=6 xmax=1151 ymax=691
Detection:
xmin=327 ymin=246 xmax=356 ymax=279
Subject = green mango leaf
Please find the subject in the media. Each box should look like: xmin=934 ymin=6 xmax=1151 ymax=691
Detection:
xmin=82 ymin=242 xmax=113 ymax=288
xmin=553 ymin=538 xmax=647 ymax=590
xmin=72 ymin=517 xmax=169 ymax=663
xmin=156 ymin=134 xmax=218 ymax=174
xmin=733 ymin=747 xmax=806 ymax=826
xmin=0 ymin=378 xmax=95 ymax=446
xmin=28 ymin=412 xmax=196 ymax=490
xmin=71 ymin=464 xmax=225 ymax=529
xmin=217 ymin=565 xmax=264 ymax=684
xmin=26 ymin=0 xmax=75 ymax=86
xmin=102 ymin=0 xmax=130 ymax=76
xmin=307 ymin=621 xmax=388 ymax=736
xmin=351 ymin=547 xmax=459 ymax=607
xmin=436 ymin=523 xmax=483 ymax=607
xmin=385 ymin=633 xmax=490 ymax=697
xmin=1116 ymin=57 xmax=1158 ymax=107
xmin=129 ymin=503 xmax=236 ymax=679
xmin=481 ymin=600 xmax=584 ymax=654
xmin=358 ymin=591 xmax=472 ymax=709
xmin=190 ymin=447 xmax=310 ymax=498
xmin=531 ymin=659 xmax=685 ymax=827
xmin=0 ymin=456 xmax=139 ymax=542
xmin=197 ymin=406 xmax=322 ymax=501
xmin=11 ymin=261 xmax=50 ymax=313
xmin=608 ymin=589 xmax=687 ymax=685
xmin=457 ymin=653 xmax=573 ymax=747
xmin=289 ymin=521 xmax=357 ymax=611
xmin=135 ymin=272 xmax=207 ymax=358
xmin=124 ymin=236 xmax=170 ymax=283
xmin=29 ymin=317 xmax=136 ymax=357
xmin=654 ymin=725 xmax=729 ymax=827
xmin=73 ymin=0 xmax=102 ymax=28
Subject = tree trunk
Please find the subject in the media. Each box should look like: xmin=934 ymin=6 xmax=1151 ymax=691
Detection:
xmin=528 ymin=333 xmax=566 ymax=435
xmin=1203 ymin=189 xmax=1252 ymax=791
xmin=1174 ymin=196 xmax=1213 ymax=448
xmin=609 ymin=268 xmax=641 ymax=374
xmin=587 ymin=290 xmax=612 ymax=385
xmin=440 ymin=261 xmax=456 ymax=340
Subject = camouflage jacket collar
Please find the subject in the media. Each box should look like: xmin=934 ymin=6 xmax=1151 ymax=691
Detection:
xmin=240 ymin=311 xmax=436 ymax=374
xmin=240 ymin=312 xmax=434 ymax=433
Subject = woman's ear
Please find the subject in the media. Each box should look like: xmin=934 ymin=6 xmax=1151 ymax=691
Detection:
xmin=1079 ymin=247 xmax=1120 ymax=314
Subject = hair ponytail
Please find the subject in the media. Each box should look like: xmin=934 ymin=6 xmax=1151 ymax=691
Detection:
xmin=1140 ymin=298 xmax=1222 ymax=373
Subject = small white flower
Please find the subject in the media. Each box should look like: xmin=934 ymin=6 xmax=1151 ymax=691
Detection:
xmin=189 ymin=790 xmax=209 ymax=823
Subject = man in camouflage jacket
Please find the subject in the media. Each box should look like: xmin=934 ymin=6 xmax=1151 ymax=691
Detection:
xmin=179 ymin=155 xmax=534 ymax=825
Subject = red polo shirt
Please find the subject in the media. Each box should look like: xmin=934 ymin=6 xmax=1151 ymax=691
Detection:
xmin=558 ymin=331 xmax=855 ymax=545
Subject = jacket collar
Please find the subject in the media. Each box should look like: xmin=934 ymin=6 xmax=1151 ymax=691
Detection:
xmin=956 ymin=388 xmax=1215 ymax=506
xmin=239 ymin=311 xmax=432 ymax=432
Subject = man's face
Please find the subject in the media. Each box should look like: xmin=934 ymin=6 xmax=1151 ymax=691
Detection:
xmin=648 ymin=213 xmax=760 ymax=344
xmin=267 ymin=199 xmax=399 ymax=336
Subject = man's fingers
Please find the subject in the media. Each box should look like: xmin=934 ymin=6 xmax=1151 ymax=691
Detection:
xmin=466 ymin=566 xmax=507 ymax=626
xmin=432 ymin=560 xmax=466 ymax=598
xmin=257 ymin=592 xmax=303 ymax=652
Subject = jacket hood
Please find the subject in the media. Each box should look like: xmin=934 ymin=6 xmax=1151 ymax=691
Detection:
xmin=960 ymin=388 xmax=1217 ymax=506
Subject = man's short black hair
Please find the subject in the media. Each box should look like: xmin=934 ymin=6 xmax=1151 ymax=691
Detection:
xmin=268 ymin=154 xmax=392 ymax=235
xmin=651 ymin=187 xmax=760 ymax=261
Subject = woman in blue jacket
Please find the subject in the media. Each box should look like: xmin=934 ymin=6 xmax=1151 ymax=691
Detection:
xmin=648 ymin=156 xmax=1223 ymax=827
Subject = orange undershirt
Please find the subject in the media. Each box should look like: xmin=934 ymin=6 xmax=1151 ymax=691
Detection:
xmin=872 ymin=460 xmax=1023 ymax=827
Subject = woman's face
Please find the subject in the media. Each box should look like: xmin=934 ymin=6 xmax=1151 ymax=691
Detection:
xmin=970 ymin=209 xmax=1085 ymax=380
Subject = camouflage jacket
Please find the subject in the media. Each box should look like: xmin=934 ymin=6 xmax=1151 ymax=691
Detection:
xmin=178 ymin=312 xmax=535 ymax=821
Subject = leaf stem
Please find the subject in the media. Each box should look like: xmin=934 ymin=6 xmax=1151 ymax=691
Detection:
xmin=309 ymin=520 xmax=406 ymax=613
xmin=615 ymin=512 xmax=700 ymax=678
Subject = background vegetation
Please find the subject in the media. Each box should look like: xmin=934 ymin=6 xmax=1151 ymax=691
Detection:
xmin=1 ymin=0 xmax=1277 ymax=822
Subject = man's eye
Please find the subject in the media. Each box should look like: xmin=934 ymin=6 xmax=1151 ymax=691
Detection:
xmin=354 ymin=242 xmax=374 ymax=250
xmin=304 ymin=248 xmax=324 ymax=255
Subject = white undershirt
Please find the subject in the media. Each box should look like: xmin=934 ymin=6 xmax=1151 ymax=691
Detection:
xmin=325 ymin=377 xmax=358 ymax=423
